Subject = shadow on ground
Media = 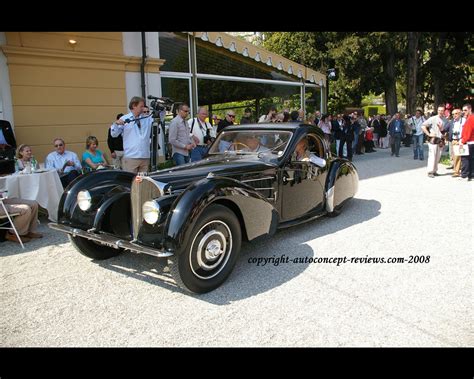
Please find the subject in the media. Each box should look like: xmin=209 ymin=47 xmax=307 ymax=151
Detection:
xmin=354 ymin=144 xmax=430 ymax=181
xmin=0 ymin=216 xmax=69 ymax=257
xmin=96 ymin=197 xmax=381 ymax=304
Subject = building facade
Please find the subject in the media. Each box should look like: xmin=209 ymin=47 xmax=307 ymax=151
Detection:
xmin=0 ymin=32 xmax=326 ymax=163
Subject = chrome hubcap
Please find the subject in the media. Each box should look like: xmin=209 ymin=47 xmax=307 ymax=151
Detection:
xmin=189 ymin=220 xmax=233 ymax=280
xmin=205 ymin=239 xmax=223 ymax=259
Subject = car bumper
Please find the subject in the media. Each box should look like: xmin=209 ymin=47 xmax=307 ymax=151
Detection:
xmin=48 ymin=223 xmax=173 ymax=258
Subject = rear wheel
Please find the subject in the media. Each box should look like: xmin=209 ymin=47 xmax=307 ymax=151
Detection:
xmin=69 ymin=235 xmax=123 ymax=260
xmin=168 ymin=204 xmax=242 ymax=293
xmin=327 ymin=203 xmax=343 ymax=217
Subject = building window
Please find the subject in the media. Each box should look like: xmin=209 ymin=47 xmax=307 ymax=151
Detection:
xmin=159 ymin=32 xmax=190 ymax=73
xmin=196 ymin=39 xmax=297 ymax=82
xmin=305 ymin=87 xmax=322 ymax=116
xmin=161 ymin=77 xmax=191 ymax=111
xmin=197 ymin=78 xmax=301 ymax=122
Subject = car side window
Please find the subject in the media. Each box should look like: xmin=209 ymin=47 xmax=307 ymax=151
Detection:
xmin=307 ymin=133 xmax=325 ymax=158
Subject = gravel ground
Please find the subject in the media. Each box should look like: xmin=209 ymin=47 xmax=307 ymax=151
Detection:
xmin=1 ymin=144 xmax=472 ymax=347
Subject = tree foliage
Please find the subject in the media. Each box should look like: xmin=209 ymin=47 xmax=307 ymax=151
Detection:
xmin=261 ymin=32 xmax=473 ymax=114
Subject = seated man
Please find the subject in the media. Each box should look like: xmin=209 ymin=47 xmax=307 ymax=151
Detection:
xmin=0 ymin=197 xmax=43 ymax=244
xmin=294 ymin=137 xmax=326 ymax=167
xmin=45 ymin=138 xmax=82 ymax=188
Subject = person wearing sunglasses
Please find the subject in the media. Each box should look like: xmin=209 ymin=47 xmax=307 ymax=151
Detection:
xmin=217 ymin=110 xmax=236 ymax=133
xmin=168 ymin=103 xmax=195 ymax=166
xmin=45 ymin=137 xmax=82 ymax=188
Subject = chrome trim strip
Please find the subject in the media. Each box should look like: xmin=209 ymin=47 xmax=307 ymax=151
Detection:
xmin=154 ymin=180 xmax=171 ymax=194
xmin=253 ymin=187 xmax=274 ymax=191
xmin=49 ymin=223 xmax=173 ymax=258
xmin=131 ymin=176 xmax=163 ymax=240
xmin=326 ymin=186 xmax=335 ymax=213
xmin=241 ymin=176 xmax=275 ymax=183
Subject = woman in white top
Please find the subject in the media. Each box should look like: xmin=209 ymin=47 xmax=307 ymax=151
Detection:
xmin=318 ymin=114 xmax=332 ymax=142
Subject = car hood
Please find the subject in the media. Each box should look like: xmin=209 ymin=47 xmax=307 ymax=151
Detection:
xmin=149 ymin=155 xmax=277 ymax=191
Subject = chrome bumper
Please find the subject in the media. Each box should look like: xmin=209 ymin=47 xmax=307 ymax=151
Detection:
xmin=48 ymin=223 xmax=173 ymax=258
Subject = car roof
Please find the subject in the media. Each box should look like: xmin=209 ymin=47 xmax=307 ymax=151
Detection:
xmin=222 ymin=123 xmax=326 ymax=138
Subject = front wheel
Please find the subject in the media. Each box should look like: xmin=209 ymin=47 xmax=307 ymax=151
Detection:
xmin=168 ymin=204 xmax=242 ymax=293
xmin=69 ymin=235 xmax=123 ymax=260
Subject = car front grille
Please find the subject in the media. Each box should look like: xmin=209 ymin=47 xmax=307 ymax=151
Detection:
xmin=130 ymin=175 xmax=163 ymax=240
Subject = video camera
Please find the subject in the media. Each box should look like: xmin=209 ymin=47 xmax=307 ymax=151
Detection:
xmin=147 ymin=95 xmax=175 ymax=118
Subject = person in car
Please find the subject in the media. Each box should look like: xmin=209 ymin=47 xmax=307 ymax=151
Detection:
xmin=294 ymin=138 xmax=326 ymax=167
xmin=242 ymin=134 xmax=267 ymax=152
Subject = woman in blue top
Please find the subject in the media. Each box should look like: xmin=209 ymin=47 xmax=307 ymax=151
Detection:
xmin=82 ymin=136 xmax=108 ymax=172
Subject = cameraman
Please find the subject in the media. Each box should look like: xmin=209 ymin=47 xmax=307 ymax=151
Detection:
xmin=110 ymin=96 xmax=152 ymax=173
xmin=188 ymin=107 xmax=216 ymax=162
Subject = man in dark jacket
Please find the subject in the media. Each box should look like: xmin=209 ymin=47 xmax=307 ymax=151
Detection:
xmin=388 ymin=112 xmax=406 ymax=157
xmin=240 ymin=108 xmax=253 ymax=124
xmin=217 ymin=110 xmax=235 ymax=133
xmin=371 ymin=115 xmax=381 ymax=147
xmin=107 ymin=113 xmax=124 ymax=169
xmin=0 ymin=119 xmax=17 ymax=175
xmin=338 ymin=115 xmax=354 ymax=161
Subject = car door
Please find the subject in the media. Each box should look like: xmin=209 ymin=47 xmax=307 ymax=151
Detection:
xmin=279 ymin=133 xmax=327 ymax=221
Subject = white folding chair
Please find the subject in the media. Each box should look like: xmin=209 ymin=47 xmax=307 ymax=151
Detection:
xmin=0 ymin=196 xmax=25 ymax=249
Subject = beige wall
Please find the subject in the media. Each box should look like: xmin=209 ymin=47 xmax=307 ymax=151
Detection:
xmin=2 ymin=32 xmax=163 ymax=163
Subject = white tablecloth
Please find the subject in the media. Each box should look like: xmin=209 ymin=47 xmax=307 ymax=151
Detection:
xmin=0 ymin=170 xmax=64 ymax=222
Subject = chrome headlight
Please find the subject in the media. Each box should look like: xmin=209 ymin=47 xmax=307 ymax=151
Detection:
xmin=77 ymin=190 xmax=92 ymax=211
xmin=142 ymin=200 xmax=161 ymax=225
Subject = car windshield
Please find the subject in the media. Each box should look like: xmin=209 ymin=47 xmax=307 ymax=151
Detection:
xmin=208 ymin=130 xmax=293 ymax=158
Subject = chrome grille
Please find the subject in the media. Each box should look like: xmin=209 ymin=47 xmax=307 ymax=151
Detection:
xmin=130 ymin=176 xmax=163 ymax=240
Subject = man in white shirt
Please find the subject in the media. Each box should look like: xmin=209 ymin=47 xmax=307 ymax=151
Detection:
xmin=448 ymin=109 xmax=465 ymax=177
xmin=45 ymin=138 xmax=82 ymax=188
xmin=421 ymin=105 xmax=448 ymax=178
xmin=409 ymin=109 xmax=426 ymax=160
xmin=188 ymin=107 xmax=216 ymax=162
xmin=110 ymin=96 xmax=152 ymax=174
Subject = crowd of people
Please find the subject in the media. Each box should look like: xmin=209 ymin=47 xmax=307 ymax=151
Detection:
xmin=1 ymin=96 xmax=473 ymax=245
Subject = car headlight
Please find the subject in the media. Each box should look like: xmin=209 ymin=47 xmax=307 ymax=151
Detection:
xmin=142 ymin=200 xmax=161 ymax=225
xmin=77 ymin=190 xmax=92 ymax=211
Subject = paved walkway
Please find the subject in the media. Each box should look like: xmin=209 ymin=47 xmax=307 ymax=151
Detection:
xmin=1 ymin=144 xmax=472 ymax=346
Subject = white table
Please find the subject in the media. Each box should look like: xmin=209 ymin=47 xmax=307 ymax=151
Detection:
xmin=0 ymin=170 xmax=64 ymax=222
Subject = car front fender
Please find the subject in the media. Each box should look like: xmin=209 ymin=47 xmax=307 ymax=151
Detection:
xmin=58 ymin=170 xmax=135 ymax=229
xmin=162 ymin=176 xmax=278 ymax=254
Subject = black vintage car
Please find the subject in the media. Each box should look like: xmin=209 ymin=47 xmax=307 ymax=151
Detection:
xmin=49 ymin=123 xmax=358 ymax=293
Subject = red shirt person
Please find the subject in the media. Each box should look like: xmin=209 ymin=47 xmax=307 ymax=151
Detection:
xmin=459 ymin=103 xmax=474 ymax=180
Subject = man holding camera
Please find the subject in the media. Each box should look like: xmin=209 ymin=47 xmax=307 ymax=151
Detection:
xmin=110 ymin=96 xmax=152 ymax=174
xmin=169 ymin=104 xmax=195 ymax=166
xmin=188 ymin=107 xmax=216 ymax=162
